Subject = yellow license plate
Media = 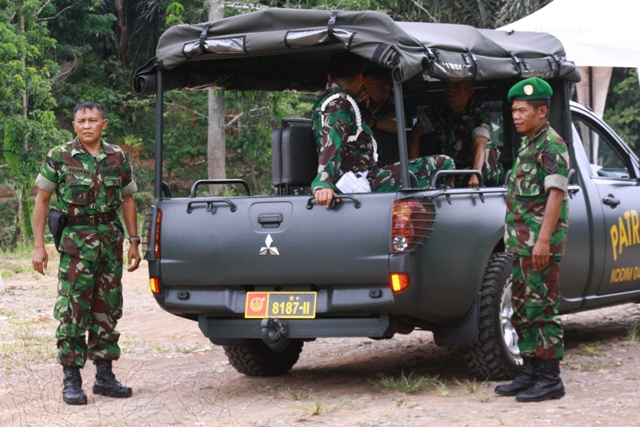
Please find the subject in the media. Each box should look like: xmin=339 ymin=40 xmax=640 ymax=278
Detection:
xmin=245 ymin=292 xmax=317 ymax=319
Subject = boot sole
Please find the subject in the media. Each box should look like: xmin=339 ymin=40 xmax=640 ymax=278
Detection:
xmin=63 ymin=396 xmax=87 ymax=405
xmin=516 ymin=390 xmax=565 ymax=402
xmin=495 ymin=383 xmax=537 ymax=397
xmin=495 ymin=389 xmax=523 ymax=397
xmin=93 ymin=386 xmax=132 ymax=398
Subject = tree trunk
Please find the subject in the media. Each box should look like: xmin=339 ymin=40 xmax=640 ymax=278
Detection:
xmin=114 ymin=0 xmax=129 ymax=67
xmin=20 ymin=184 xmax=33 ymax=247
xmin=207 ymin=0 xmax=226 ymax=196
xmin=19 ymin=4 xmax=32 ymax=246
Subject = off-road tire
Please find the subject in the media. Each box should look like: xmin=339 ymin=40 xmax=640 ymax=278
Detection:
xmin=223 ymin=339 xmax=304 ymax=376
xmin=462 ymin=252 xmax=521 ymax=380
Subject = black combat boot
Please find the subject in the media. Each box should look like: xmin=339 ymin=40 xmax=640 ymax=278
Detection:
xmin=92 ymin=359 xmax=133 ymax=398
xmin=516 ymin=358 xmax=565 ymax=402
xmin=62 ymin=366 xmax=87 ymax=405
xmin=494 ymin=357 xmax=538 ymax=396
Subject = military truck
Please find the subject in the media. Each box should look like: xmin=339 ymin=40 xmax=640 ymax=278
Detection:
xmin=134 ymin=9 xmax=640 ymax=379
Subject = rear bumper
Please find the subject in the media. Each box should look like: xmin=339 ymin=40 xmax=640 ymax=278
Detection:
xmin=199 ymin=314 xmax=396 ymax=344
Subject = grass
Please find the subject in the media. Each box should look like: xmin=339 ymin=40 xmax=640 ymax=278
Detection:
xmin=454 ymin=378 xmax=486 ymax=394
xmin=291 ymin=369 xmax=319 ymax=380
xmin=371 ymin=371 xmax=439 ymax=394
xmin=472 ymin=394 xmax=493 ymax=403
xmin=581 ymin=360 xmax=618 ymax=372
xmin=564 ymin=359 xmax=617 ymax=372
xmin=286 ymin=392 xmax=348 ymax=416
xmin=0 ymin=247 xmax=59 ymax=280
xmin=433 ymin=380 xmax=453 ymax=397
xmin=149 ymin=339 xmax=203 ymax=354
xmin=1 ymin=323 xmax=55 ymax=372
xmin=0 ymin=307 xmax=17 ymax=317
xmin=578 ymin=342 xmax=601 ymax=357
xmin=627 ymin=324 xmax=640 ymax=342
xmin=280 ymin=386 xmax=314 ymax=401
xmin=393 ymin=398 xmax=417 ymax=408
xmin=372 ymin=372 xmax=491 ymax=398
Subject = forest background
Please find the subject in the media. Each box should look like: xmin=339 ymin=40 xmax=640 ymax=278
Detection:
xmin=0 ymin=0 xmax=638 ymax=251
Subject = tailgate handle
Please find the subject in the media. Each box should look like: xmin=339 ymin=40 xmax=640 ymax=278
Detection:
xmin=258 ymin=213 xmax=283 ymax=224
xmin=306 ymin=195 xmax=361 ymax=209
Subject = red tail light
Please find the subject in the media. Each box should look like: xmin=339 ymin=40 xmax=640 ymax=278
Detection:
xmin=391 ymin=198 xmax=436 ymax=253
xmin=154 ymin=209 xmax=162 ymax=259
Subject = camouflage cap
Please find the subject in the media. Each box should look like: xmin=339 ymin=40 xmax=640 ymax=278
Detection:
xmin=508 ymin=77 xmax=553 ymax=103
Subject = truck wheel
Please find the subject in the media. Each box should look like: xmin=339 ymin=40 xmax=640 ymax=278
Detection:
xmin=223 ymin=339 xmax=304 ymax=376
xmin=462 ymin=252 xmax=521 ymax=380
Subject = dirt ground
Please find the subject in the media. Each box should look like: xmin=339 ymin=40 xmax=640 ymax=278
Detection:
xmin=2 ymin=252 xmax=640 ymax=427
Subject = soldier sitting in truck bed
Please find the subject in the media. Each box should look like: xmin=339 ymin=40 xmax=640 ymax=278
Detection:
xmin=362 ymin=67 xmax=399 ymax=167
xmin=312 ymin=52 xmax=455 ymax=208
xmin=408 ymin=81 xmax=504 ymax=188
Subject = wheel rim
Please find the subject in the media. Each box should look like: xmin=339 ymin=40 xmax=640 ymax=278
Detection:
xmin=500 ymin=278 xmax=521 ymax=363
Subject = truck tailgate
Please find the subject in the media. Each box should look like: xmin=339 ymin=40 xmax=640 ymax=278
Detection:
xmin=157 ymin=192 xmax=397 ymax=287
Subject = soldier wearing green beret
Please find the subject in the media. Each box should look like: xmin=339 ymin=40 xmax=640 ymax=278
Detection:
xmin=495 ymin=77 xmax=570 ymax=402
xmin=31 ymin=101 xmax=141 ymax=405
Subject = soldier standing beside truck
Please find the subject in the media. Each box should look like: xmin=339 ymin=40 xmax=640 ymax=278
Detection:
xmin=495 ymin=78 xmax=570 ymax=402
xmin=31 ymin=101 xmax=141 ymax=405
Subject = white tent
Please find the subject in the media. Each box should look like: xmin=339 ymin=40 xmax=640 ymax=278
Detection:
xmin=498 ymin=0 xmax=640 ymax=118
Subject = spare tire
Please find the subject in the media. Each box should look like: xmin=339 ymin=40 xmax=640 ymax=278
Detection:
xmin=223 ymin=338 xmax=304 ymax=376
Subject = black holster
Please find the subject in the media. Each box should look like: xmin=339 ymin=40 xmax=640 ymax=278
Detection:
xmin=48 ymin=209 xmax=69 ymax=253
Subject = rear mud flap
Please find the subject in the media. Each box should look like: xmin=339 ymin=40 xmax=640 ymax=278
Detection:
xmin=432 ymin=294 xmax=480 ymax=347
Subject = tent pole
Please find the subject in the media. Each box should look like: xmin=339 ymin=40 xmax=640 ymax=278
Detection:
xmin=154 ymin=70 xmax=164 ymax=199
xmin=588 ymin=66 xmax=593 ymax=109
xmin=392 ymin=79 xmax=411 ymax=189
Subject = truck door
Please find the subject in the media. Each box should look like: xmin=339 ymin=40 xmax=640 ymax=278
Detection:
xmin=572 ymin=109 xmax=640 ymax=295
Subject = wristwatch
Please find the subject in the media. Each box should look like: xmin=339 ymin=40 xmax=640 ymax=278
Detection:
xmin=128 ymin=236 xmax=141 ymax=243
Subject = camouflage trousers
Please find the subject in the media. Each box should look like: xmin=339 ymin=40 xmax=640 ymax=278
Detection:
xmin=371 ymin=154 xmax=456 ymax=192
xmin=510 ymin=255 xmax=564 ymax=359
xmin=481 ymin=144 xmax=504 ymax=186
xmin=452 ymin=144 xmax=504 ymax=187
xmin=54 ymin=252 xmax=124 ymax=367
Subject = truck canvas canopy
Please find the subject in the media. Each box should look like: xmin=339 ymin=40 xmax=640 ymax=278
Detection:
xmin=134 ymin=8 xmax=580 ymax=95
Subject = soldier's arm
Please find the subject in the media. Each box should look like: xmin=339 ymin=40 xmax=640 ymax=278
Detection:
xmin=532 ymin=188 xmax=564 ymax=270
xmin=468 ymin=133 xmax=489 ymax=188
xmin=121 ymin=195 xmax=141 ymax=272
xmin=32 ymin=189 xmax=52 ymax=275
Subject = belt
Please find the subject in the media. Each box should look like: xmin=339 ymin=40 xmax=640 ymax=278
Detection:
xmin=68 ymin=211 xmax=118 ymax=227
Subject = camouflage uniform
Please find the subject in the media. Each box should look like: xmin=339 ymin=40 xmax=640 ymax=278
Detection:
xmin=35 ymin=139 xmax=137 ymax=368
xmin=419 ymin=97 xmax=503 ymax=186
xmin=311 ymin=85 xmax=455 ymax=192
xmin=504 ymin=123 xmax=570 ymax=359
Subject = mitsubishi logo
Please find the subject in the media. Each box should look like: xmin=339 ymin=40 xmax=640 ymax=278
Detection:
xmin=259 ymin=234 xmax=279 ymax=256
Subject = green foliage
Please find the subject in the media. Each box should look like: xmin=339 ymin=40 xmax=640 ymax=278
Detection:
xmin=0 ymin=0 xmax=67 ymax=249
xmin=0 ymin=198 xmax=18 ymax=250
xmin=166 ymin=2 xmax=186 ymax=26
xmin=604 ymin=69 xmax=640 ymax=154
xmin=223 ymin=90 xmax=315 ymax=195
xmin=257 ymin=0 xmax=523 ymax=28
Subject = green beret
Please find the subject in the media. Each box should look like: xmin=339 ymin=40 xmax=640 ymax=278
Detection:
xmin=508 ymin=77 xmax=553 ymax=103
